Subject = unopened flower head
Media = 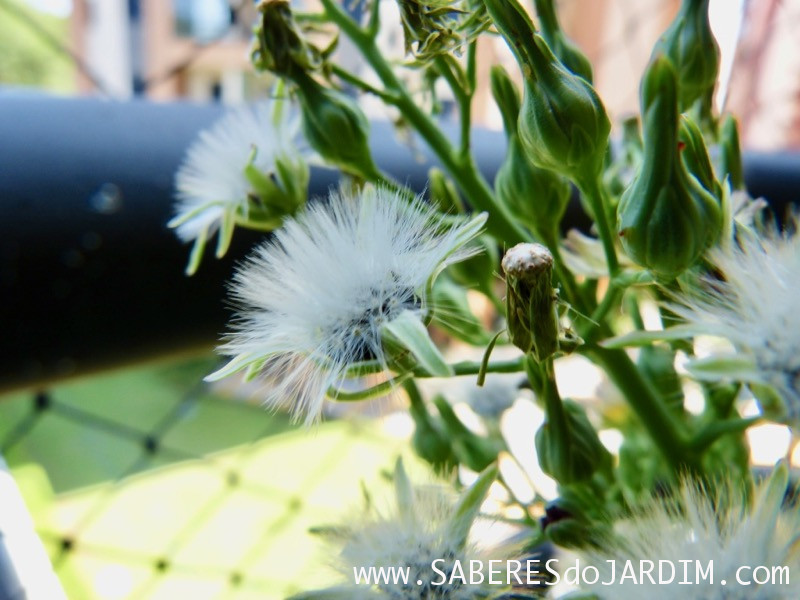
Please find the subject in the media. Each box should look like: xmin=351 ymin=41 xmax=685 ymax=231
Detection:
xmin=578 ymin=463 xmax=800 ymax=600
xmin=671 ymin=216 xmax=800 ymax=422
xmin=169 ymin=100 xmax=307 ymax=275
xmin=206 ymin=185 xmax=486 ymax=425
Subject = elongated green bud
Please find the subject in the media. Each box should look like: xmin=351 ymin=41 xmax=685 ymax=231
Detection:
xmin=293 ymin=74 xmax=380 ymax=180
xmin=653 ymin=0 xmax=720 ymax=111
xmin=616 ymin=56 xmax=721 ymax=279
xmin=719 ymin=115 xmax=744 ymax=190
xmin=484 ymin=0 xmax=610 ymax=182
xmin=428 ymin=167 xmax=464 ymax=213
xmin=490 ymin=66 xmax=571 ymax=239
xmin=533 ymin=0 xmax=593 ymax=82
xmin=502 ymin=243 xmax=559 ymax=361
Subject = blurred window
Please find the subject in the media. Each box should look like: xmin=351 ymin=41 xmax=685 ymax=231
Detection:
xmin=173 ymin=0 xmax=232 ymax=42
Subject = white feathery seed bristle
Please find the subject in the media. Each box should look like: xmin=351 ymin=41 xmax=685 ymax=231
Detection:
xmin=671 ymin=216 xmax=800 ymax=422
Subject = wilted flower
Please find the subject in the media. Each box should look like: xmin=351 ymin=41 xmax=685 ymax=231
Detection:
xmin=206 ymin=185 xmax=486 ymax=425
xmin=670 ymin=215 xmax=800 ymax=423
xmin=577 ymin=463 xmax=800 ymax=599
xmin=294 ymin=459 xmax=505 ymax=599
xmin=169 ymin=101 xmax=308 ymax=275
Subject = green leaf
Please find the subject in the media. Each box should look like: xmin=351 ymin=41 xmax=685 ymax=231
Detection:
xmin=477 ymin=330 xmax=505 ymax=387
xmin=393 ymin=458 xmax=414 ymax=520
xmin=685 ymin=355 xmax=759 ymax=381
xmin=448 ymin=463 xmax=498 ymax=548
xmin=382 ymin=310 xmax=453 ymax=377
xmin=600 ymin=324 xmax=699 ymax=348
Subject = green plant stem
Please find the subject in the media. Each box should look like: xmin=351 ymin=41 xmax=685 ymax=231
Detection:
xmin=689 ymin=416 xmax=762 ymax=453
xmin=414 ymin=357 xmax=526 ymax=378
xmin=434 ymin=56 xmax=472 ymax=160
xmin=586 ymin=345 xmax=692 ymax=472
xmin=575 ymin=174 xmax=619 ymax=277
xmin=320 ymin=0 xmax=529 ymax=245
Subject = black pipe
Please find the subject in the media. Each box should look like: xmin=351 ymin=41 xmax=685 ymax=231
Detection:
xmin=1 ymin=93 xmax=798 ymax=392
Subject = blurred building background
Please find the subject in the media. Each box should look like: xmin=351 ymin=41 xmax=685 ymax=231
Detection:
xmin=1 ymin=0 xmax=798 ymax=149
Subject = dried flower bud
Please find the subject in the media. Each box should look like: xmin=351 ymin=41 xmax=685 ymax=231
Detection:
xmin=502 ymin=243 xmax=559 ymax=361
xmin=616 ymin=56 xmax=721 ymax=279
xmin=653 ymin=0 xmax=720 ymax=111
xmin=251 ymin=0 xmax=327 ymax=78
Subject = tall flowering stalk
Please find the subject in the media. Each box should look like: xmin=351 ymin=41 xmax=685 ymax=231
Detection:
xmin=168 ymin=0 xmax=798 ymax=595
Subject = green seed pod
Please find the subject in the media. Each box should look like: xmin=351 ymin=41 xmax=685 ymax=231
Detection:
xmin=484 ymin=0 xmax=610 ymax=182
xmin=533 ymin=0 xmax=593 ymax=82
xmin=490 ymin=66 xmax=571 ymax=239
xmin=535 ymin=399 xmax=611 ymax=484
xmin=653 ymin=0 xmax=720 ymax=111
xmin=719 ymin=114 xmax=744 ymax=190
xmin=678 ymin=115 xmax=720 ymax=198
xmin=293 ymin=74 xmax=380 ymax=180
xmin=501 ymin=243 xmax=559 ymax=362
xmin=616 ymin=56 xmax=721 ymax=279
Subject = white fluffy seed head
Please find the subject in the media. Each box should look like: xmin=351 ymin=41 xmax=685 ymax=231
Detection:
xmin=210 ymin=185 xmax=485 ymax=425
xmin=170 ymin=101 xmax=301 ymax=242
xmin=671 ymin=217 xmax=800 ymax=421
xmin=579 ymin=464 xmax=800 ymax=600
xmin=324 ymin=485 xmax=492 ymax=600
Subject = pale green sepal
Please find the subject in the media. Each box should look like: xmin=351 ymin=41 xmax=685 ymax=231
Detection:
xmin=167 ymin=202 xmax=217 ymax=229
xmin=601 ymin=324 xmax=700 ymax=348
xmin=215 ymin=211 xmax=236 ymax=259
xmin=394 ymin=457 xmax=414 ymax=520
xmin=448 ymin=463 xmax=498 ymax=549
xmin=382 ymin=310 xmax=453 ymax=377
xmin=205 ymin=352 xmax=260 ymax=382
xmin=685 ymin=355 xmax=759 ymax=381
xmin=477 ymin=330 xmax=505 ymax=387
xmin=185 ymin=232 xmax=208 ymax=277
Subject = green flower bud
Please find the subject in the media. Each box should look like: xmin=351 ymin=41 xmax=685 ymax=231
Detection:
xmin=678 ymin=115 xmax=719 ymax=197
xmin=616 ymin=56 xmax=721 ymax=279
xmin=719 ymin=114 xmax=744 ymax=190
xmin=653 ymin=0 xmax=720 ymax=111
xmin=502 ymin=243 xmax=558 ymax=362
xmin=433 ymin=396 xmax=500 ymax=472
xmin=536 ymin=399 xmax=611 ymax=484
xmin=490 ymin=66 xmax=571 ymax=239
xmin=293 ymin=74 xmax=380 ymax=180
xmin=484 ymin=0 xmax=610 ymax=182
xmin=533 ymin=0 xmax=593 ymax=82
